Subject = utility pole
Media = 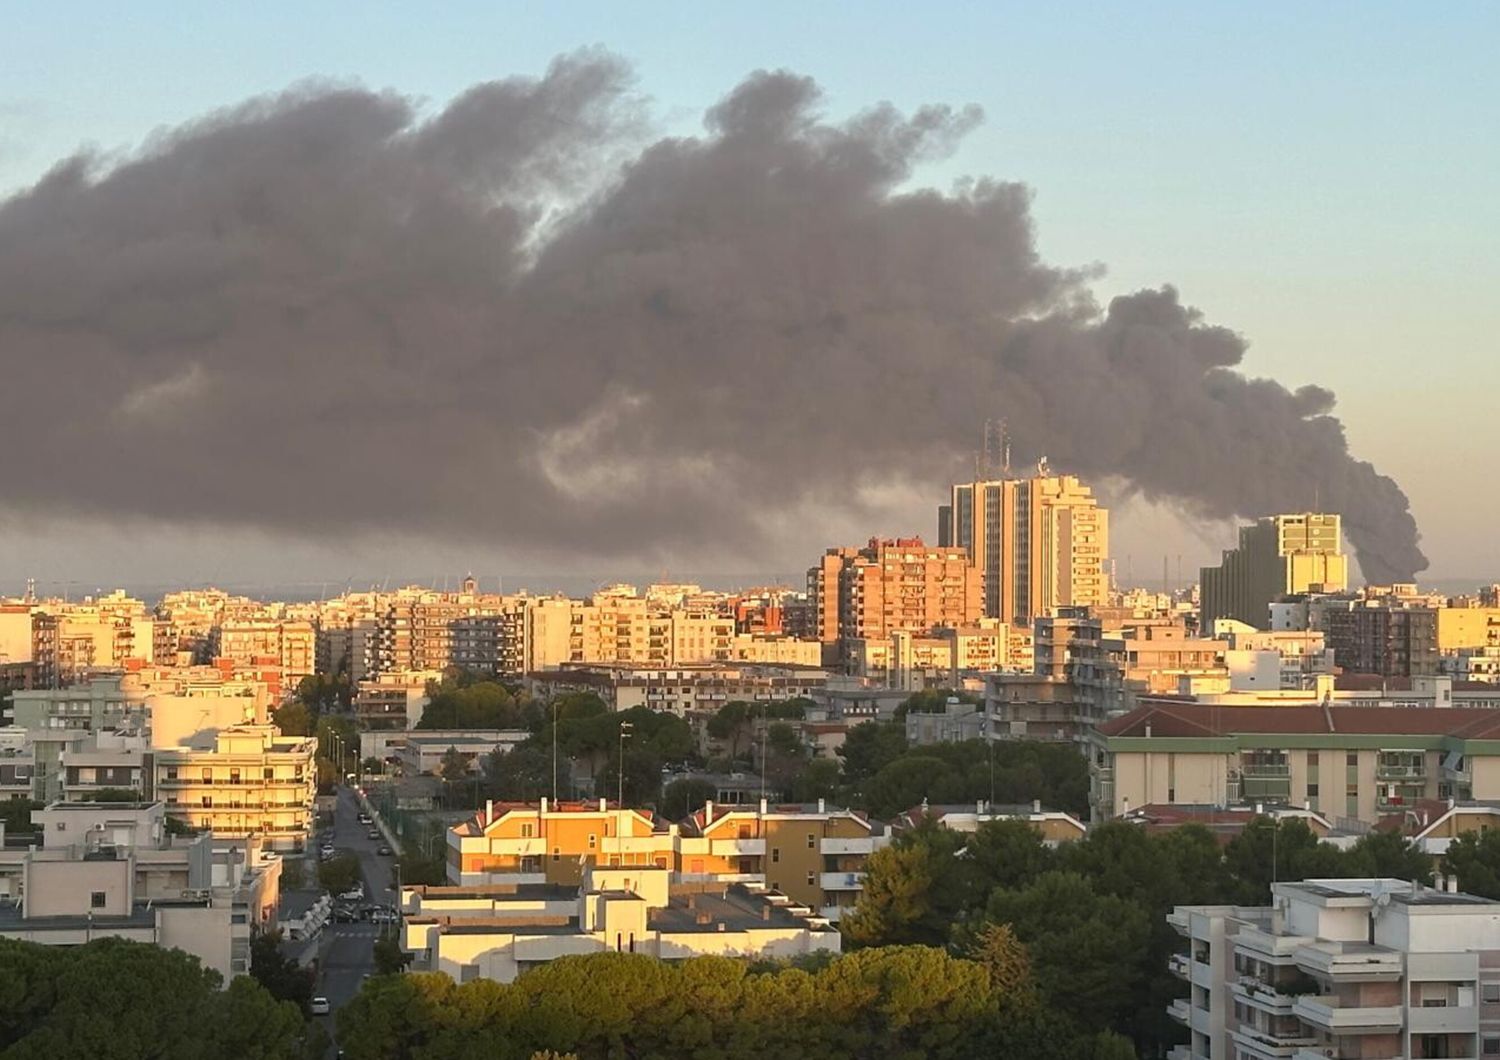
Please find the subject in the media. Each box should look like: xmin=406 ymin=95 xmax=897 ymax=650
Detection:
xmin=617 ymin=722 xmax=633 ymax=807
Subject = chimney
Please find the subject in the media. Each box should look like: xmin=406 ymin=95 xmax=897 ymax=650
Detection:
xmin=1122 ymin=797 xmax=1130 ymax=815
xmin=1032 ymin=799 xmax=1041 ymax=814
xmin=1447 ymin=875 xmax=1459 ymax=894
xmin=817 ymin=798 xmax=825 ymax=814
xmin=1145 ymin=722 xmax=1153 ymax=738
xmin=600 ymin=797 xmax=607 ymax=812
xmin=1256 ymin=802 xmax=1264 ymax=816
xmin=705 ymin=799 xmax=714 ymax=822
xmin=761 ymin=905 xmax=771 ymax=921
xmin=540 ymin=796 xmax=548 ymax=815
xmin=759 ymin=798 xmax=768 ymax=816
xmin=485 ymin=799 xmax=493 ymax=823
xmin=687 ymin=893 xmax=696 ymax=909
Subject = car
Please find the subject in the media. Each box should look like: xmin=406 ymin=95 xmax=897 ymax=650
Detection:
xmin=377 ymin=844 xmax=392 ymax=856
xmin=367 ymin=829 xmax=379 ymax=840
xmin=332 ymin=906 xmax=361 ymax=923
xmin=337 ymin=886 xmax=364 ymax=902
xmin=357 ymin=813 xmax=372 ymax=824
xmin=309 ymin=997 xmax=331 ymax=1016
xmin=369 ymin=909 xmax=398 ymax=924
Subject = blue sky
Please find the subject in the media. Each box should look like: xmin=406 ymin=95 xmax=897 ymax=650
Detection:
xmin=1 ymin=3 xmax=1496 ymax=587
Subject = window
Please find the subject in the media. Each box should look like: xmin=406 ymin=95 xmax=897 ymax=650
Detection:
xmin=1485 ymin=1036 xmax=1500 ymax=1055
xmin=552 ymin=847 xmax=560 ymax=861
xmin=588 ymin=834 xmax=597 ymax=850
xmin=771 ymin=847 xmax=780 ymax=863
xmin=807 ymin=832 xmax=816 ymax=849
xmin=1485 ymin=984 xmax=1500 ymax=1003
xmin=1347 ymin=752 xmax=1358 ymax=767
xmin=521 ymin=823 xmax=534 ymax=838
xmin=807 ymin=872 xmax=816 ymax=886
xmin=1307 ymin=783 xmax=1319 ymax=797
xmin=90 ymin=891 xmax=107 ymax=909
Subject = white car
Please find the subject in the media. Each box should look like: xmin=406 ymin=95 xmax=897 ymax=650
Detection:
xmin=338 ymin=886 xmax=364 ymax=901
xmin=369 ymin=909 xmax=398 ymax=924
xmin=309 ymin=997 xmax=331 ymax=1016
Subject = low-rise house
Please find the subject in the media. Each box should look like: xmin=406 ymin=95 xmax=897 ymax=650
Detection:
xmin=401 ymin=865 xmax=839 ymax=984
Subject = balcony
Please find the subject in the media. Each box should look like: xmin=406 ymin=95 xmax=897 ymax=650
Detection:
xmin=1232 ymin=976 xmax=1297 ymax=1013
xmin=1229 ymin=1026 xmax=1320 ymax=1059
xmin=1407 ymin=1003 xmax=1478 ymax=1035
xmin=1168 ymin=953 xmax=1192 ymax=980
xmin=1291 ymin=995 xmax=1403 ymax=1034
xmin=1167 ymin=999 xmax=1191 ymax=1027
xmin=820 ymin=837 xmax=875 ymax=855
xmin=1294 ymin=942 xmax=1403 ymax=981
xmin=710 ymin=838 xmax=765 ymax=857
xmin=1292 ymin=1051 xmax=1403 ymax=1060
xmin=1375 ymin=762 xmax=1425 ymax=780
xmin=820 ymin=871 xmax=865 ymax=892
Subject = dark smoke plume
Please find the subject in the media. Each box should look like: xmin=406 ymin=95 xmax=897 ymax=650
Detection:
xmin=0 ymin=51 xmax=1425 ymax=583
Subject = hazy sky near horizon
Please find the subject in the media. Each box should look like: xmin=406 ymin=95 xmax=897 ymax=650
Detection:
xmin=1 ymin=3 xmax=1496 ymax=592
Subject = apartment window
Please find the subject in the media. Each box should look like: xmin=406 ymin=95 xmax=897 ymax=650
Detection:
xmin=521 ymin=823 xmax=534 ymax=838
xmin=552 ymin=847 xmax=560 ymax=862
xmin=588 ymin=834 xmax=597 ymax=850
xmin=202 ymin=769 xmax=212 ymax=783
xmin=807 ymin=872 xmax=816 ymax=887
xmin=771 ymin=847 xmax=780 ymax=864
xmin=90 ymin=891 xmax=106 ymax=909
xmin=201 ymin=796 xmax=212 ymax=808
xmin=1347 ymin=752 xmax=1358 ymax=767
xmin=1485 ymin=1037 xmax=1500 ymax=1056
xmin=807 ymin=832 xmax=816 ymax=849
xmin=1485 ymin=984 xmax=1500 ymax=1003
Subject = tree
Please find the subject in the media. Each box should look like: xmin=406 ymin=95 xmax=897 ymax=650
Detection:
xmin=439 ymin=746 xmax=471 ymax=783
xmin=837 ymin=721 xmax=907 ymax=784
xmin=0 ymin=798 xmax=42 ymax=835
xmin=841 ymin=823 xmax=985 ymax=947
xmin=418 ymin=680 xmax=525 ymax=730
xmin=984 ymin=871 xmax=1153 ymax=1035
xmin=1347 ymin=828 xmax=1434 ymax=885
xmin=788 ymin=757 xmax=842 ymax=804
xmin=1444 ymin=830 xmax=1500 ymax=898
xmin=967 ymin=922 xmax=1035 ymax=1001
xmin=0 ymin=936 xmax=303 ymax=1059
xmin=271 ymin=700 xmax=314 ymax=737
xmin=483 ymin=745 xmax=552 ymax=801
xmin=661 ymin=778 xmax=716 ymax=820
xmin=373 ymin=934 xmax=412 ymax=976
xmin=248 ymin=929 xmax=315 ymax=1016
xmin=318 ymin=853 xmax=362 ymax=895
xmin=76 ymin=788 xmax=144 ymax=803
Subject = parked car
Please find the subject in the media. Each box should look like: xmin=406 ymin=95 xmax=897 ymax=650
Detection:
xmin=332 ymin=906 xmax=361 ymax=923
xmin=337 ymin=886 xmax=364 ymax=902
xmin=357 ymin=813 xmax=372 ymax=824
xmin=310 ymin=997 xmax=331 ymax=1016
xmin=377 ymin=844 xmax=392 ymax=856
xmin=366 ymin=829 xmax=379 ymax=840
xmin=369 ymin=909 xmax=398 ymax=924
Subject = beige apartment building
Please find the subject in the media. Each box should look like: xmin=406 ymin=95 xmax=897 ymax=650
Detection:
xmin=1090 ymin=699 xmax=1500 ymax=823
xmin=150 ymin=724 xmax=317 ymax=851
xmin=941 ymin=471 xmax=1109 ymax=625
xmin=1200 ymin=513 xmax=1348 ymax=629
xmin=213 ymin=619 xmax=315 ymax=684
xmin=846 ymin=621 xmax=1024 ymax=689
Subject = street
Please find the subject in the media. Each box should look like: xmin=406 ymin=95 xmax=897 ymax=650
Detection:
xmin=315 ymin=786 xmax=399 ymax=1017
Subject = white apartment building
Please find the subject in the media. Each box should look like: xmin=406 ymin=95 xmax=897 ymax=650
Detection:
xmin=1168 ymin=878 xmax=1500 ymax=1060
xmin=400 ymin=865 xmax=840 ymax=984
xmin=0 ymin=801 xmax=281 ymax=983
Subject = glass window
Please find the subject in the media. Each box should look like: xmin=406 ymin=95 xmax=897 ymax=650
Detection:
xmin=91 ymin=891 xmax=107 ymax=909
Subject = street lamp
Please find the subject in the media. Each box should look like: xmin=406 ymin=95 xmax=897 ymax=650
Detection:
xmin=617 ymin=722 xmax=633 ymax=807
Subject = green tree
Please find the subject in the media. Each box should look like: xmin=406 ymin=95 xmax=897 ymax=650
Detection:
xmin=837 ymin=721 xmax=907 ymax=784
xmin=984 ymin=871 xmax=1153 ymax=1035
xmin=0 ymin=798 xmax=43 ymax=835
xmin=789 ymin=757 xmax=842 ymax=804
xmin=318 ymin=853 xmax=362 ymax=895
xmin=841 ymin=822 xmax=985 ymax=947
xmin=439 ymin=746 xmax=471 ymax=783
xmin=1443 ymin=830 xmax=1500 ymax=898
xmin=661 ymin=778 xmax=717 ymax=820
xmin=271 ymin=699 xmax=314 ymax=737
xmin=248 ymin=930 xmax=314 ymax=1015
xmin=483 ymin=745 xmax=553 ymax=801
xmin=373 ymin=934 xmax=412 ymax=976
xmin=966 ymin=921 xmax=1036 ymax=1001
xmin=1347 ymin=828 xmax=1434 ymax=884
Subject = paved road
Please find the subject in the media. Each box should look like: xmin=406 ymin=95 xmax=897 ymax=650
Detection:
xmin=316 ymin=786 xmax=398 ymax=1023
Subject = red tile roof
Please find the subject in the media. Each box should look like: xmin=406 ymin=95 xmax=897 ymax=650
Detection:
xmin=1099 ymin=701 xmax=1500 ymax=740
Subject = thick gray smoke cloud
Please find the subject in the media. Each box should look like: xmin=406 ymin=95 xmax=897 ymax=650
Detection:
xmin=0 ymin=51 xmax=1426 ymax=583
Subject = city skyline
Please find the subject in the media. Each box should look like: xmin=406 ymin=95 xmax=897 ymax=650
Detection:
xmin=2 ymin=6 xmax=1496 ymax=586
